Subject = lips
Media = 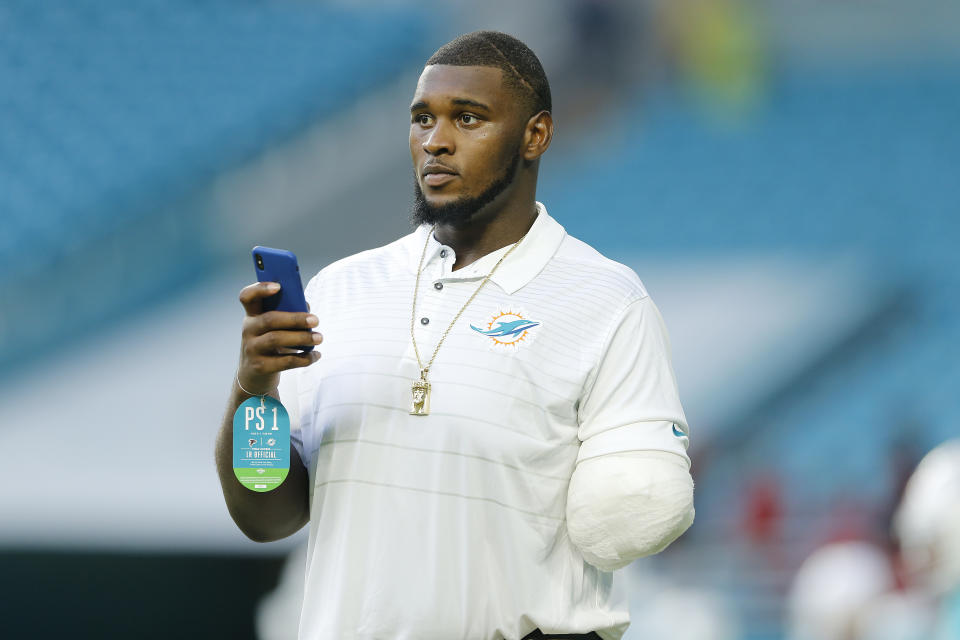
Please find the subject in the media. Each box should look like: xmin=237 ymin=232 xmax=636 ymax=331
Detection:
xmin=422 ymin=163 xmax=458 ymax=187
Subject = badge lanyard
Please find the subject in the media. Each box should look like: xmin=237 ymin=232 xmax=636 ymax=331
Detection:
xmin=232 ymin=377 xmax=291 ymax=492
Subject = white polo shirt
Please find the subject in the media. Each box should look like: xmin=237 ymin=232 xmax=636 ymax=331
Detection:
xmin=278 ymin=203 xmax=689 ymax=640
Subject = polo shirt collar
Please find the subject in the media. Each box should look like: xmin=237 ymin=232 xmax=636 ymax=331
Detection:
xmin=408 ymin=202 xmax=566 ymax=295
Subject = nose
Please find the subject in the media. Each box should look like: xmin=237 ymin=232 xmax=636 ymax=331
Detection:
xmin=421 ymin=119 xmax=455 ymax=156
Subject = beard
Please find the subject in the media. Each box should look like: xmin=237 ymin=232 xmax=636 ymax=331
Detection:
xmin=411 ymin=147 xmax=522 ymax=227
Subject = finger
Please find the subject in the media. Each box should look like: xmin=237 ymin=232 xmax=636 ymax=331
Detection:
xmin=249 ymin=330 xmax=324 ymax=354
xmin=256 ymin=351 xmax=321 ymax=375
xmin=239 ymin=282 xmax=281 ymax=316
xmin=281 ymin=351 xmax=321 ymax=370
xmin=246 ymin=310 xmax=319 ymax=335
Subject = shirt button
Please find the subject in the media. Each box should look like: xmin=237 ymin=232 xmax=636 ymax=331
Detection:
xmin=434 ymin=282 xmax=443 ymax=290
xmin=439 ymin=250 xmax=448 ymax=258
xmin=420 ymin=317 xmax=429 ymax=325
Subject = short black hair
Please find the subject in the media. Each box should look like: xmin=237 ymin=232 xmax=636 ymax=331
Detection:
xmin=425 ymin=30 xmax=551 ymax=117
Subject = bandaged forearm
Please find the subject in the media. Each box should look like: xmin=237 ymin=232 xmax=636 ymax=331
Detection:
xmin=566 ymin=450 xmax=694 ymax=572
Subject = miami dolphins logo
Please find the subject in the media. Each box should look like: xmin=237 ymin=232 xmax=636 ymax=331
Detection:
xmin=470 ymin=310 xmax=540 ymax=349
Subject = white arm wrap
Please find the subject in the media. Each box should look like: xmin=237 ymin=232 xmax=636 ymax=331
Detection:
xmin=566 ymin=450 xmax=695 ymax=572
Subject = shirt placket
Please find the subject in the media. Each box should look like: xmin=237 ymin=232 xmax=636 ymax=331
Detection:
xmin=412 ymin=245 xmax=453 ymax=365
xmin=414 ymin=242 xmax=499 ymax=369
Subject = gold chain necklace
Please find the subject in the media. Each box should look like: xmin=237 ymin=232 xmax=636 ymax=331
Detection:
xmin=409 ymin=226 xmax=527 ymax=415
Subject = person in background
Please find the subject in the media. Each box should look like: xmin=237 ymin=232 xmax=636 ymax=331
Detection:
xmin=894 ymin=440 xmax=960 ymax=639
xmin=786 ymin=540 xmax=895 ymax=640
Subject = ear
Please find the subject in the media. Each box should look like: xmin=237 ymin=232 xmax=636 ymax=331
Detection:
xmin=522 ymin=110 xmax=553 ymax=162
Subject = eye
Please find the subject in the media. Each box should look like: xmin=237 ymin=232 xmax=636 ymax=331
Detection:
xmin=459 ymin=113 xmax=480 ymax=125
xmin=413 ymin=113 xmax=433 ymax=126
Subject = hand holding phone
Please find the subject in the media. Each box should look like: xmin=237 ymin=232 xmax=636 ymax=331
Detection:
xmin=235 ymin=247 xmax=321 ymax=396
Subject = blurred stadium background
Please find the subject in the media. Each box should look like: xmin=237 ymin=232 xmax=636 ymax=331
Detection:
xmin=1 ymin=0 xmax=958 ymax=638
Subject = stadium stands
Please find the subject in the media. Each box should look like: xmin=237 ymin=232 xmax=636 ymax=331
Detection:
xmin=543 ymin=65 xmax=960 ymax=504
xmin=542 ymin=66 xmax=960 ymax=640
xmin=0 ymin=0 xmax=433 ymax=368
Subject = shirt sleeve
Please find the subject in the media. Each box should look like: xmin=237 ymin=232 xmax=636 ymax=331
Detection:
xmin=277 ymin=368 xmax=308 ymax=470
xmin=577 ymin=295 xmax=690 ymax=466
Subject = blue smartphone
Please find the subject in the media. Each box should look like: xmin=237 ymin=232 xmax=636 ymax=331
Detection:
xmin=252 ymin=246 xmax=314 ymax=352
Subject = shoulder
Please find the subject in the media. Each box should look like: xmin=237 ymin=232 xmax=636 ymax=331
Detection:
xmin=303 ymin=229 xmax=420 ymax=298
xmin=544 ymin=232 xmax=649 ymax=308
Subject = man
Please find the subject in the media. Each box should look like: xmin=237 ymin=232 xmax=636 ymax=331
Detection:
xmin=216 ymin=31 xmax=694 ymax=640
xmin=894 ymin=440 xmax=960 ymax=639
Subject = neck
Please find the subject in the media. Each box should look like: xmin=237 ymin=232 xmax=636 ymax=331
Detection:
xmin=434 ymin=196 xmax=538 ymax=271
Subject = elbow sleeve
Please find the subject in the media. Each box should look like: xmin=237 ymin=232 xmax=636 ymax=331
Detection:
xmin=566 ymin=450 xmax=695 ymax=572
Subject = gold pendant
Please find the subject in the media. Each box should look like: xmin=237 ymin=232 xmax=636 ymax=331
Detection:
xmin=410 ymin=370 xmax=431 ymax=415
